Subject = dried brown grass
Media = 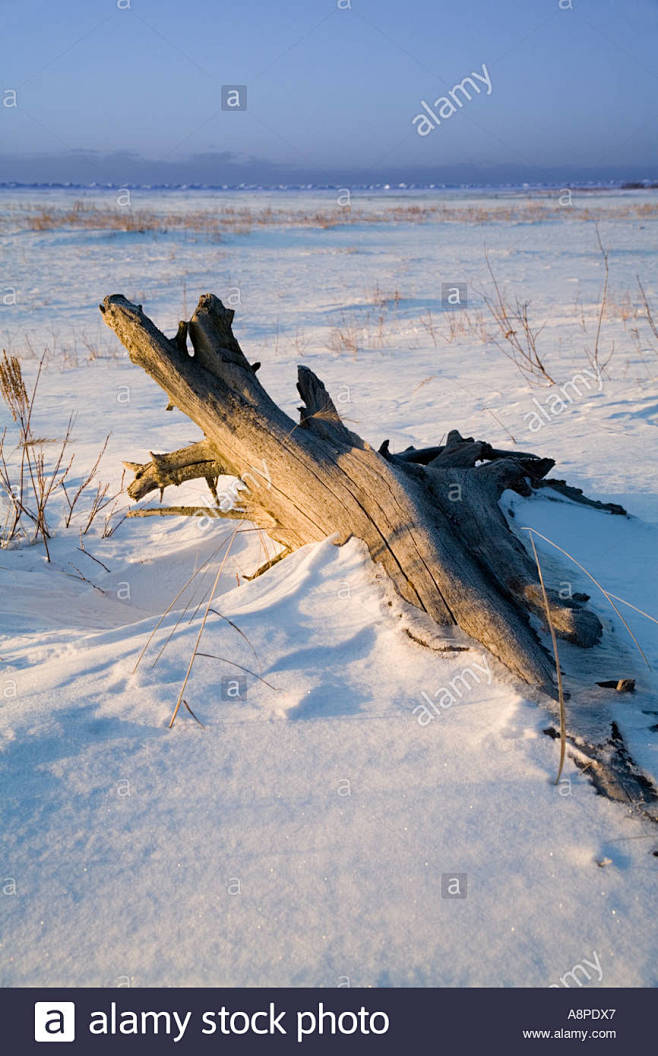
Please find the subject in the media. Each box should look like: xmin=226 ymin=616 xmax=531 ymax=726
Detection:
xmin=0 ymin=352 xmax=115 ymax=556
xmin=5 ymin=197 xmax=657 ymax=237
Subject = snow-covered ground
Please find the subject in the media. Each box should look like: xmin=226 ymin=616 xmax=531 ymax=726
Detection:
xmin=1 ymin=187 xmax=657 ymax=987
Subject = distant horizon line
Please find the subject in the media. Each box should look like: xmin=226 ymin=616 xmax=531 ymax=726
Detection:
xmin=1 ymin=178 xmax=657 ymax=192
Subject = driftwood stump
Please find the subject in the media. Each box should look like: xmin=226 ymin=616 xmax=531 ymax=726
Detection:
xmin=99 ymin=292 xmax=629 ymax=699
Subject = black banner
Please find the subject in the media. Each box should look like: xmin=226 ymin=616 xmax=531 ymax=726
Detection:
xmin=6 ymin=987 xmax=653 ymax=1052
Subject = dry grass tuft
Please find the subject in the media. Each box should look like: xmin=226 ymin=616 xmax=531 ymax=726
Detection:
xmin=483 ymin=251 xmax=554 ymax=384
xmin=0 ymin=352 xmax=115 ymax=556
xmin=0 ymin=353 xmax=28 ymax=420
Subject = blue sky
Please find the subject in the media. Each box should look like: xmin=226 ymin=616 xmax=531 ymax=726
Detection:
xmin=1 ymin=0 xmax=657 ymax=184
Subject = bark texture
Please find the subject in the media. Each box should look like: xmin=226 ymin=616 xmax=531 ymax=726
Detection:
xmin=100 ymin=292 xmax=626 ymax=697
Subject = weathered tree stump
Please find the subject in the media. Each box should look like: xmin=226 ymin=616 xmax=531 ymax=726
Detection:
xmin=100 ymin=292 xmax=626 ymax=697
